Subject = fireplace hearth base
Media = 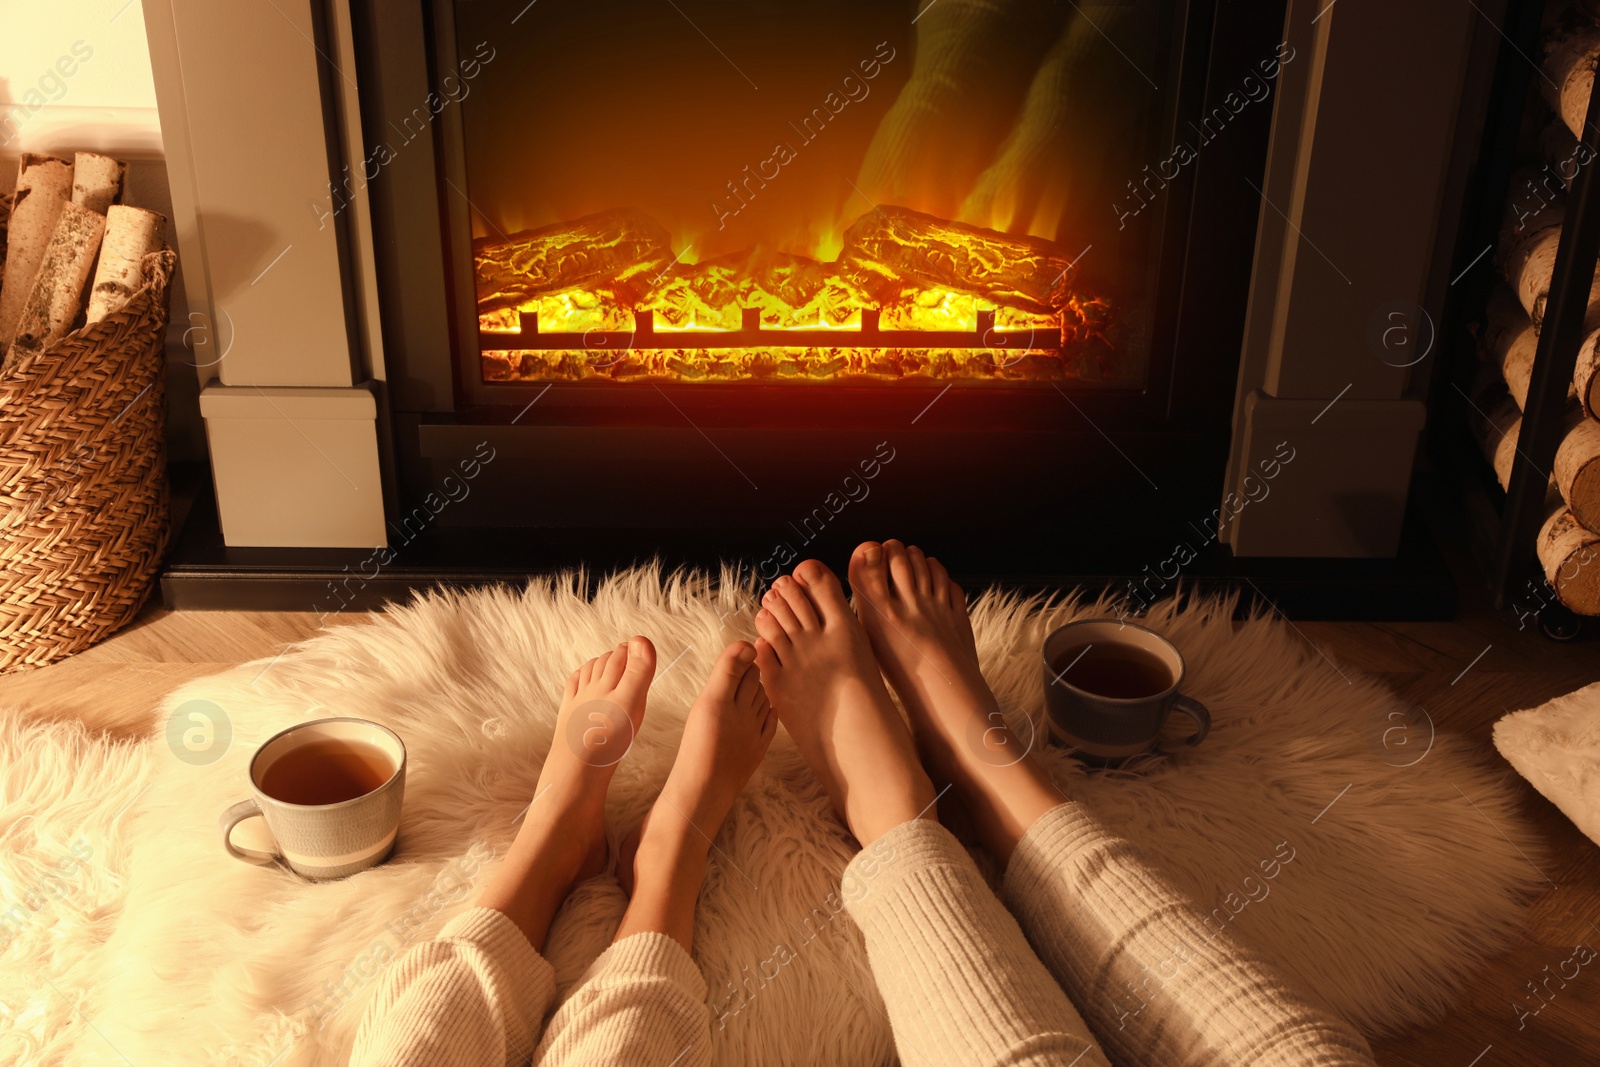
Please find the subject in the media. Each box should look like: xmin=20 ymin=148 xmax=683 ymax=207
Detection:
xmin=159 ymin=464 xmax=1456 ymax=621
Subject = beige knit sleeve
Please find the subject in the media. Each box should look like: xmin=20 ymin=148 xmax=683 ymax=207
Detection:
xmin=1003 ymin=801 xmax=1376 ymax=1066
xmin=347 ymin=905 xmax=556 ymax=1067
xmin=843 ymin=817 xmax=1111 ymax=1067
xmin=534 ymin=930 xmax=712 ymax=1067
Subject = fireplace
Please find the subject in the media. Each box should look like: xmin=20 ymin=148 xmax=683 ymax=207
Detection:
xmin=141 ymin=0 xmax=1489 ymax=615
xmin=355 ymin=0 xmax=1274 ymax=543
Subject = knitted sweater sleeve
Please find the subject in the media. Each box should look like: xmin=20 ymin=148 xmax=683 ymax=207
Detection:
xmin=1003 ymin=801 xmax=1376 ymax=1066
xmin=347 ymin=905 xmax=556 ymax=1067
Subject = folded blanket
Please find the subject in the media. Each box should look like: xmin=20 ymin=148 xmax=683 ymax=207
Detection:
xmin=1495 ymin=680 xmax=1600 ymax=848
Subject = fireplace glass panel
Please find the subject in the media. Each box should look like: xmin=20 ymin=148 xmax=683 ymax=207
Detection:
xmin=449 ymin=0 xmax=1183 ymax=386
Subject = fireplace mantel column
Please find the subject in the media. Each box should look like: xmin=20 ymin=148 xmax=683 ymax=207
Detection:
xmin=1222 ymin=0 xmax=1484 ymax=556
xmin=142 ymin=0 xmax=386 ymax=547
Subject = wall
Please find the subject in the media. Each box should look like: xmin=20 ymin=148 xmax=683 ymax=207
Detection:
xmin=0 ymin=0 xmax=202 ymax=461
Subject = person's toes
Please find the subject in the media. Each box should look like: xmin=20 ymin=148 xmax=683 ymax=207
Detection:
xmin=773 ymin=575 xmax=821 ymax=630
xmin=709 ymin=639 xmax=757 ymax=690
xmin=600 ymin=641 xmax=630 ymax=687
xmin=792 ymin=559 xmax=853 ymax=627
xmin=926 ymin=556 xmax=950 ymax=601
xmin=753 ymin=610 xmax=791 ymax=661
xmin=906 ymin=545 xmax=932 ymax=596
xmin=946 ymin=576 xmax=967 ymax=614
xmin=883 ymin=539 xmax=917 ymax=598
xmin=848 ymin=541 xmax=891 ymax=603
xmin=565 ymin=668 xmax=581 ymax=700
xmin=734 ymin=655 xmax=763 ymax=709
xmin=613 ymin=636 xmax=656 ymax=716
xmin=752 ymin=633 xmax=784 ymax=684
xmin=762 ymin=585 xmax=804 ymax=635
xmin=579 ymin=654 xmax=601 ymax=687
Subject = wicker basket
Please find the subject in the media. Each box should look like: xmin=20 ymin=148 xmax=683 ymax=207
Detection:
xmin=0 ymin=247 xmax=177 ymax=673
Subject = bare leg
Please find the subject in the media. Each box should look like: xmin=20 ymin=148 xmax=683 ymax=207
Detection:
xmin=757 ymin=560 xmax=1110 ymax=1067
xmin=477 ymin=635 xmax=657 ymax=952
xmin=614 ymin=641 xmax=776 ymax=952
xmin=849 ymin=540 xmax=1376 ymax=1066
xmin=752 ymin=568 xmax=936 ymax=845
xmin=847 ymin=540 xmax=1061 ymax=865
xmin=534 ymin=642 xmax=774 ymax=1067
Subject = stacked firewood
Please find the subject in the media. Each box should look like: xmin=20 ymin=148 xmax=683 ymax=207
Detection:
xmin=1474 ymin=6 xmax=1600 ymax=616
xmin=0 ymin=152 xmax=165 ymax=377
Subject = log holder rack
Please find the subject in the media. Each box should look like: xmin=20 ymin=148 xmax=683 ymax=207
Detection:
xmin=1439 ymin=0 xmax=1598 ymax=637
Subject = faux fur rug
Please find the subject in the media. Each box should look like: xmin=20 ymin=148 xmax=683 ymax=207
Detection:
xmin=0 ymin=567 xmax=1547 ymax=1067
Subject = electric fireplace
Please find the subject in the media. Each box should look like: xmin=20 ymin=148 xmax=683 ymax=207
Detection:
xmin=144 ymin=0 xmax=1485 ymax=614
xmin=354 ymin=0 xmax=1276 ymax=547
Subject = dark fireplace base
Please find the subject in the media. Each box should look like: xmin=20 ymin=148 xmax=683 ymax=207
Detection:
xmin=160 ymin=464 xmax=1457 ymax=621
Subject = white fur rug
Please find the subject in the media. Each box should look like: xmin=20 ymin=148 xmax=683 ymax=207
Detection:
xmin=0 ymin=567 xmax=1547 ymax=1067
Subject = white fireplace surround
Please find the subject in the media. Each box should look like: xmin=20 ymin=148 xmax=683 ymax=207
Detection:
xmin=138 ymin=0 xmax=1484 ymax=554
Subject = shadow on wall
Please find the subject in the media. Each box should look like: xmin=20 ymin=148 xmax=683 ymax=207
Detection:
xmin=1330 ymin=490 xmax=1407 ymax=556
xmin=193 ymin=212 xmax=279 ymax=303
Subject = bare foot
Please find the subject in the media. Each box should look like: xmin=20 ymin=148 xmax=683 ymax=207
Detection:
xmin=477 ymin=636 xmax=656 ymax=950
xmin=615 ymin=641 xmax=776 ymax=949
xmin=753 ymin=561 xmax=937 ymax=847
xmin=537 ymin=636 xmax=658 ymax=883
xmin=848 ymin=540 xmax=1061 ymax=863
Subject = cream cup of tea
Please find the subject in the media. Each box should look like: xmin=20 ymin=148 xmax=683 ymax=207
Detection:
xmin=217 ymin=717 xmax=406 ymax=880
xmin=1041 ymin=619 xmax=1210 ymax=765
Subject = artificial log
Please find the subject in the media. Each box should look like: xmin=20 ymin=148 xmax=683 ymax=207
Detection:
xmin=87 ymin=205 xmax=164 ymax=323
xmin=2 ymin=202 xmax=105 ymax=376
xmin=0 ymin=153 xmax=73 ymax=349
xmin=474 ymin=208 xmax=674 ymax=316
xmin=1475 ymin=395 xmax=1600 ymax=615
xmin=838 ymin=204 xmax=1078 ymax=314
xmin=71 ymin=152 xmax=126 ymax=215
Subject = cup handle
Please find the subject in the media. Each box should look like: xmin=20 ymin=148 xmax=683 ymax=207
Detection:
xmin=218 ymin=799 xmax=280 ymax=865
xmin=1157 ymin=695 xmax=1211 ymax=753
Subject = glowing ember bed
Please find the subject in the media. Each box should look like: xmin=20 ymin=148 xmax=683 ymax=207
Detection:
xmin=474 ymin=206 xmax=1114 ymax=383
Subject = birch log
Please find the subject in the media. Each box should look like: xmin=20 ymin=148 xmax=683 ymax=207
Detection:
xmin=1498 ymin=186 xmax=1600 ymax=334
xmin=71 ymin=152 xmax=125 ymax=215
xmin=1556 ymin=415 xmax=1600 ymax=533
xmin=1542 ymin=11 xmax=1600 ymax=140
xmin=2 ymin=202 xmax=105 ymax=376
xmin=0 ymin=153 xmax=73 ymax=348
xmin=1498 ymin=167 xmax=1572 ymax=331
xmin=1475 ymin=394 xmax=1526 ymax=491
xmin=1539 ymin=117 xmax=1596 ymax=190
xmin=1486 ymin=286 xmax=1543 ymax=408
xmin=1475 ymin=396 xmax=1600 ymax=614
xmin=1537 ymin=508 xmax=1600 ymax=615
xmin=86 ymin=205 xmax=163 ymax=323
xmin=1578 ymin=329 xmax=1600 ymax=419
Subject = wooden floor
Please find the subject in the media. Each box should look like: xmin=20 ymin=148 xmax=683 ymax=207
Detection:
xmin=3 ymin=592 xmax=1599 ymax=1065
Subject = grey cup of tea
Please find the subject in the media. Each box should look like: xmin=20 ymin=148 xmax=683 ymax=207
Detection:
xmin=1042 ymin=619 xmax=1210 ymax=764
xmin=217 ymin=717 xmax=406 ymax=880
